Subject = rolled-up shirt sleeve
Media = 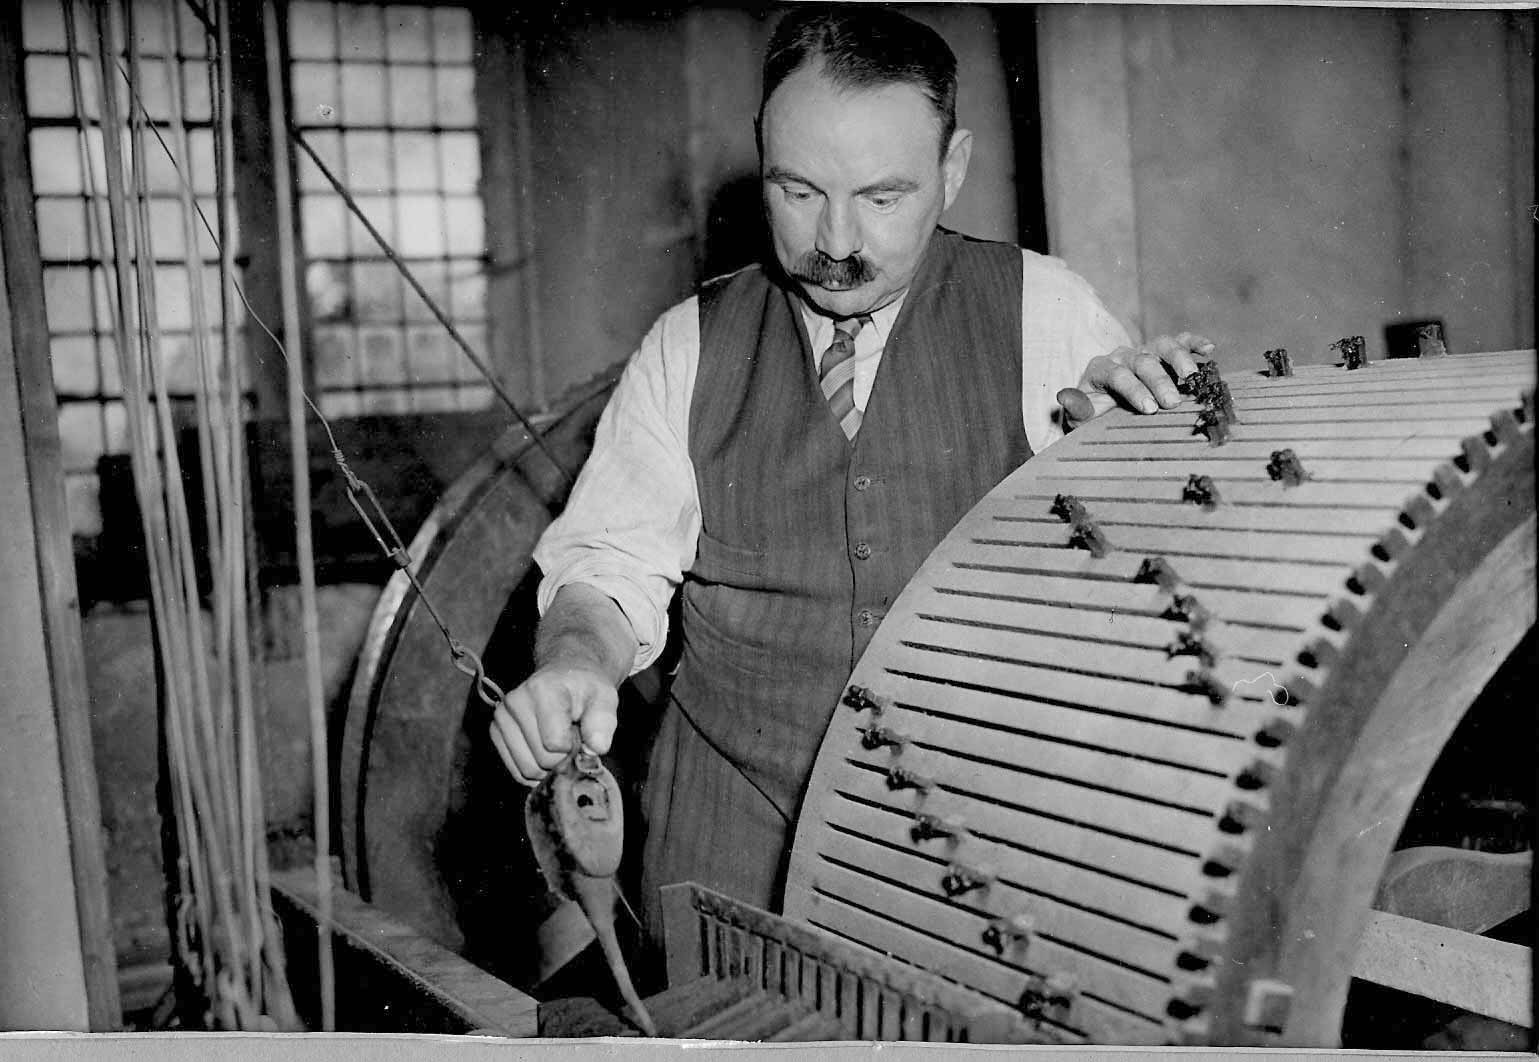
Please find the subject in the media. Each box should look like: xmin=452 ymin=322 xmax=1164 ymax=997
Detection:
xmin=1020 ymin=250 xmax=1134 ymax=452
xmin=533 ymin=297 xmax=701 ymax=675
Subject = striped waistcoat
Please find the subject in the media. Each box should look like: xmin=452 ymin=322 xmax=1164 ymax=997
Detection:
xmin=670 ymin=229 xmax=1032 ymax=821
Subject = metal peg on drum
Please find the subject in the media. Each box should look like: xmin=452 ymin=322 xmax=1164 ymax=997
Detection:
xmin=1182 ymin=474 xmax=1222 ymax=509
xmin=1167 ymin=630 xmax=1217 ymax=668
xmin=1263 ymin=348 xmax=1293 ymax=377
xmin=981 ymin=912 xmax=1035 ymax=956
xmin=1136 ymin=556 xmax=1182 ymax=591
xmin=910 ymin=812 xmax=965 ymax=844
xmin=1331 ymin=335 xmax=1368 ymax=369
xmin=1266 ymin=449 xmax=1309 ymax=487
xmin=1018 ymin=973 xmax=1078 ymax=1022
xmin=861 ymin=723 xmax=909 ymax=752
xmin=843 ymin=685 xmax=892 ymax=715
xmin=941 ymin=862 xmax=994 ymax=897
xmin=1162 ymin=593 xmax=1212 ymax=631
xmin=886 ymin=764 xmax=935 ymax=794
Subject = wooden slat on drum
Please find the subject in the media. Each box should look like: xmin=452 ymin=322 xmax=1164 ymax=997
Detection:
xmin=1088 ymin=418 xmax=1491 ymax=443
xmin=959 ymin=543 xmax=1352 ymax=597
xmin=838 ymin=737 xmax=1217 ymax=857
xmin=974 ymin=521 xmax=1374 ymax=566
xmin=1111 ymin=400 xmax=1516 ymax=424
xmin=871 ymin=670 xmax=1250 ymax=777
xmin=831 ymin=765 xmax=1198 ymax=894
xmin=802 ymin=858 xmax=1171 ymax=1042
xmin=1014 ymin=476 xmax=1420 ymax=509
xmin=934 ymin=567 xmax=1327 ymax=632
xmin=924 ymin=588 xmax=1195 ymax=646
xmin=985 ymin=498 xmax=1394 ymax=537
xmin=887 ymin=643 xmax=1271 ymax=739
xmin=820 ymin=796 xmax=1193 ymax=957
xmin=1067 ymin=437 xmax=1464 ymax=461
xmin=849 ymin=699 xmax=1234 ymax=810
xmin=1048 ymin=456 xmax=1444 ymax=482
xmin=900 ymin=615 xmax=1292 ymax=700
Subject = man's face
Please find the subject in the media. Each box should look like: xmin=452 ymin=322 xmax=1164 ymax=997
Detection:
xmin=760 ymin=63 xmax=971 ymax=320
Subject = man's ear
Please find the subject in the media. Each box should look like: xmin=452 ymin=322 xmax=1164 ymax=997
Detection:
xmin=941 ymin=128 xmax=973 ymax=211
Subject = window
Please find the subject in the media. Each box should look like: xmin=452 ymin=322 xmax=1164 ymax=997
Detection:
xmin=288 ymin=1 xmax=490 ymax=418
xmin=22 ymin=0 xmax=493 ymax=538
xmin=22 ymin=0 xmax=234 ymax=538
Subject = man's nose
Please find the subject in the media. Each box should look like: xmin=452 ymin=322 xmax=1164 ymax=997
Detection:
xmin=815 ymin=199 xmax=860 ymax=261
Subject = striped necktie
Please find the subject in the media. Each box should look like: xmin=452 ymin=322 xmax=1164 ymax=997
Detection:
xmin=819 ymin=314 xmax=871 ymax=440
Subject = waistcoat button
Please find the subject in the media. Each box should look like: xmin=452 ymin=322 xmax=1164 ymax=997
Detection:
xmin=853 ymin=541 xmax=872 ymax=560
xmin=857 ymin=609 xmax=875 ymax=627
xmin=853 ymin=475 xmax=872 ymax=491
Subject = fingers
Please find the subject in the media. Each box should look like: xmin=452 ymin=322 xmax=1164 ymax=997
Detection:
xmin=1131 ymin=351 xmax=1182 ymax=409
xmin=1083 ymin=349 xmax=1158 ymax=414
xmin=1153 ymin=333 xmax=1212 ymax=384
xmin=1055 ymin=387 xmax=1097 ymax=431
xmin=489 ymin=668 xmax=620 ymax=787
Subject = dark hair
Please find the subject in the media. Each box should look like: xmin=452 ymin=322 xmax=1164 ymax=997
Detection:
xmin=757 ymin=6 xmax=958 ymax=158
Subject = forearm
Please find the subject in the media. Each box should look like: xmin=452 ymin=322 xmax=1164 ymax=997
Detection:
xmin=535 ymin=582 xmax=639 ymax=688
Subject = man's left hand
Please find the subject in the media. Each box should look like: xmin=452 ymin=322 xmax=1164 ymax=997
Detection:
xmin=1057 ymin=333 xmax=1216 ymax=431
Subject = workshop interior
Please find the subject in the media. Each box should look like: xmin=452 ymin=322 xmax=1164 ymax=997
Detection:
xmin=1 ymin=0 xmax=1534 ymax=1049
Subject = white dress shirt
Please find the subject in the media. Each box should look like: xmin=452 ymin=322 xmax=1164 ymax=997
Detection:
xmin=533 ymin=248 xmax=1133 ymax=673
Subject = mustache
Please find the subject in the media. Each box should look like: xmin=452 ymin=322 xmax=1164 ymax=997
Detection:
xmin=790 ymin=250 xmax=875 ymax=288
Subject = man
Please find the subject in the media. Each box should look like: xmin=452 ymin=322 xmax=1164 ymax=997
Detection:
xmin=490 ymin=7 xmax=1210 ymax=945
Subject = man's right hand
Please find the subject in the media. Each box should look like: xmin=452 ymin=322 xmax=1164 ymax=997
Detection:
xmin=490 ymin=666 xmax=620 ymax=787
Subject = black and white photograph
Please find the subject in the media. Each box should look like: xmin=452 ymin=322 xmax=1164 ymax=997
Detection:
xmin=0 ymin=0 xmax=1533 ymax=1056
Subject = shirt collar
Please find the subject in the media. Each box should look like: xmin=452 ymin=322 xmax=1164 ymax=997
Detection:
xmin=800 ymin=292 xmax=906 ymax=355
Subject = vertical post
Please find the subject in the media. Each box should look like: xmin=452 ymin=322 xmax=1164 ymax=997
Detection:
xmin=262 ymin=0 xmax=334 ymax=1031
xmin=0 ymin=3 xmax=121 ymax=1030
xmin=475 ymin=8 xmax=545 ymax=409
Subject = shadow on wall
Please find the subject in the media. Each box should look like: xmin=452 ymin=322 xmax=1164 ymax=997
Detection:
xmin=702 ymin=171 xmax=769 ymax=282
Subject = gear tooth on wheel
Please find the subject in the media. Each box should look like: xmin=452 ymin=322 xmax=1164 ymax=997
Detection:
xmin=1428 ymin=461 xmax=1466 ymax=501
xmin=1457 ymin=433 xmax=1493 ymax=473
xmin=1491 ymin=406 xmax=1526 ymax=446
xmin=1323 ymin=597 xmax=1363 ymax=632
xmin=1371 ymin=526 xmax=1413 ymax=563
xmin=1347 ymin=560 xmax=1389 ymax=596
xmin=1399 ymin=492 xmax=1437 ymax=532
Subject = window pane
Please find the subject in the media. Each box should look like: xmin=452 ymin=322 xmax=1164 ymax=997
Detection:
xmin=288 ymin=2 xmax=339 ymax=60
xmin=439 ymin=132 xmax=479 ymax=193
xmin=22 ymin=2 xmax=69 ymax=51
xmin=358 ymin=327 xmax=407 ymax=384
xmin=58 ymin=403 xmax=105 ymax=472
xmin=307 ymin=260 xmax=351 ymax=322
xmin=410 ymin=385 xmax=458 ymax=413
xmin=457 ymin=383 xmax=493 ymax=411
xmin=393 ymin=132 xmax=437 ymax=191
xmin=397 ymin=195 xmax=446 ymax=258
xmin=344 ymin=130 xmax=390 ymax=193
xmin=36 ymin=197 xmax=89 ymax=261
xmin=385 ymin=7 xmax=433 ymax=62
xmin=337 ymin=4 xmax=386 ymax=60
xmin=347 ymin=194 xmax=396 ymax=251
xmin=389 ymin=66 xmax=435 ymax=128
xmin=296 ymin=130 xmax=343 ymax=191
xmin=25 ymin=55 xmax=78 ymax=119
xmin=52 ymin=336 xmax=99 ymax=396
xmin=291 ymin=62 xmax=341 ymax=126
xmin=434 ymin=66 xmax=475 ymax=128
xmin=432 ymin=8 xmax=473 ymax=63
xmin=443 ymin=198 xmax=483 ymax=257
xmin=302 ymin=197 xmax=349 ymax=257
xmin=180 ymin=62 xmax=212 ymax=122
xmin=339 ymin=62 xmax=387 ymax=125
xmin=401 ymin=261 xmax=447 ymax=321
xmin=314 ymin=325 xmax=358 ymax=387
xmin=45 ymin=266 xmax=95 ymax=333
xmin=407 ymin=327 xmax=452 ymax=382
xmin=129 ymin=0 xmax=172 ymax=57
xmin=102 ymin=401 xmax=128 ymax=454
xmin=450 ymin=270 xmax=485 ymax=322
xmin=351 ymin=261 xmax=403 ymax=323
xmin=30 ymin=129 xmax=84 ymax=194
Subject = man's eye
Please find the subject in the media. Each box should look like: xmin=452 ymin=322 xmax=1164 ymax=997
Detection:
xmin=784 ymin=187 xmax=815 ymax=203
xmin=866 ymin=194 xmax=901 ymax=211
